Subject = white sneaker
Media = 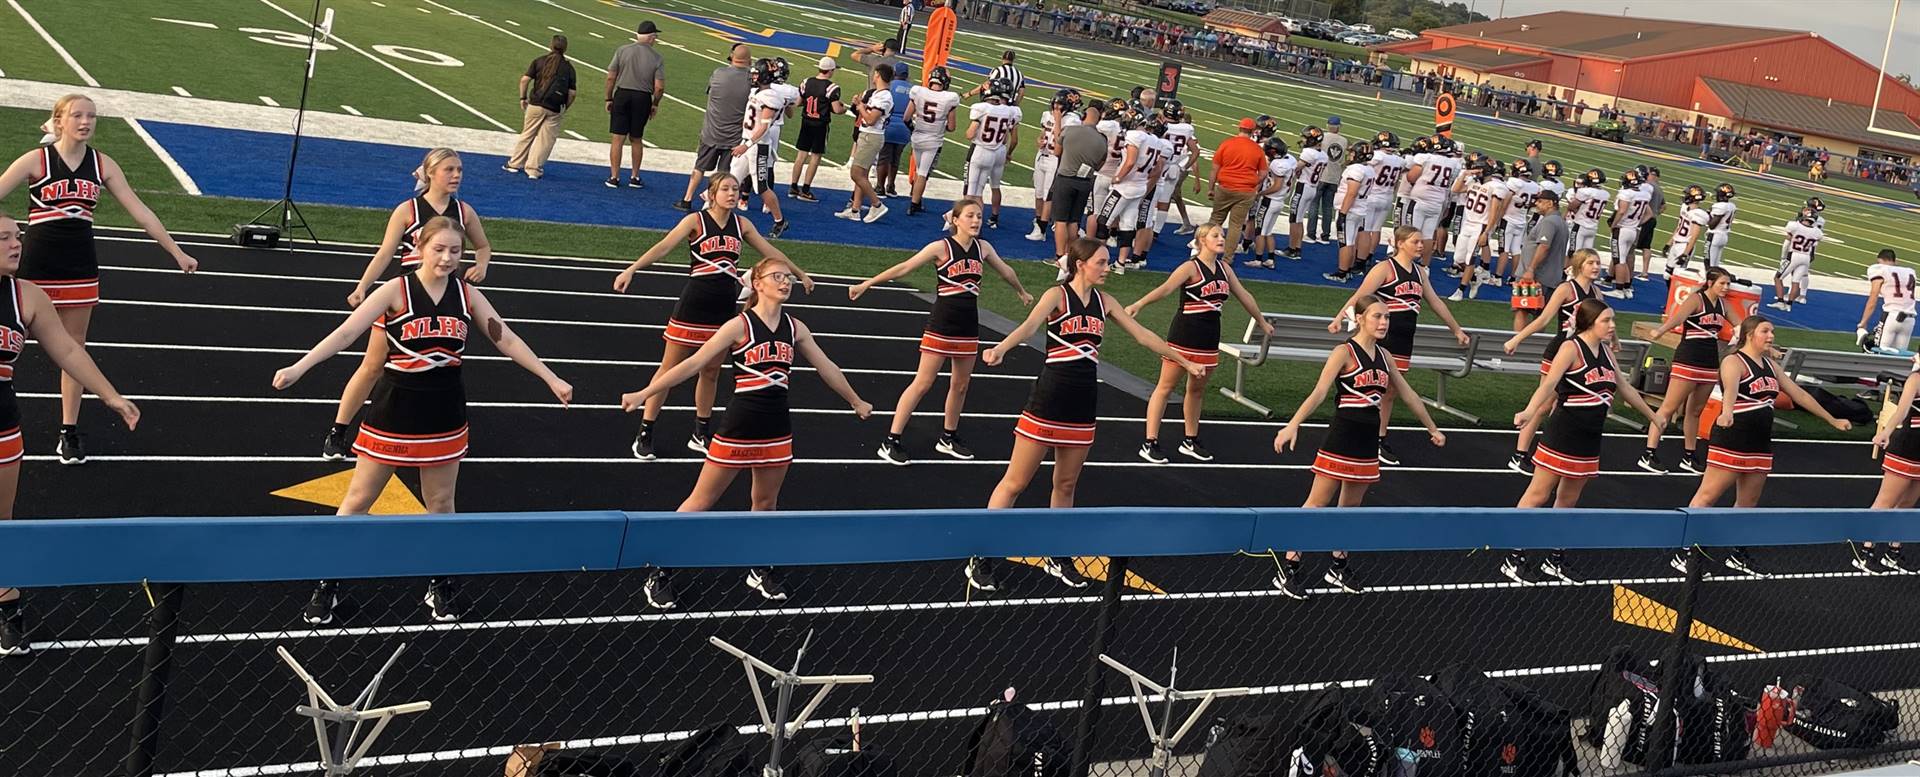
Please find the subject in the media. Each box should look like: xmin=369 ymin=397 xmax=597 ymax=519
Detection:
xmin=1767 ymin=300 xmax=1791 ymax=311
xmin=1175 ymin=224 xmax=1197 ymax=235
xmin=835 ymin=207 xmax=861 ymax=220
xmin=1025 ymin=225 xmax=1045 ymax=241
xmin=863 ymin=203 xmax=889 ymax=223
xmin=1447 ymin=288 xmax=1466 ymax=302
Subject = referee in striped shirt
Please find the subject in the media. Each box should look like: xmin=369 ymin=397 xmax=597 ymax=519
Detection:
xmin=965 ymin=51 xmax=1025 ymax=104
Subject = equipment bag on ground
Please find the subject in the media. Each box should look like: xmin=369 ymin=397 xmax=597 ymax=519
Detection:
xmin=1783 ymin=675 xmax=1900 ymax=750
xmin=1197 ymin=684 xmax=1385 ymax=777
xmin=1357 ymin=672 xmax=1463 ymax=776
xmin=961 ymin=698 xmax=1071 ymax=777
xmin=1430 ymin=663 xmax=1576 ymax=777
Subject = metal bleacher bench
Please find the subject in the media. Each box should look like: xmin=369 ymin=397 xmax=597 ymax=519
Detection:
xmin=1778 ymin=347 xmax=1911 ymax=394
xmin=1217 ymin=312 xmax=1651 ymax=428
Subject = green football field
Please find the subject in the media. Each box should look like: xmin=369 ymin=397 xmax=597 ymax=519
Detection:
xmin=4 ymin=0 xmax=1918 ymax=289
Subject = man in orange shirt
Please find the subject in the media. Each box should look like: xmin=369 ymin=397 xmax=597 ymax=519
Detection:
xmin=1206 ymin=118 xmax=1266 ymax=252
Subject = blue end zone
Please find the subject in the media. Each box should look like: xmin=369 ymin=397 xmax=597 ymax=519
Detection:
xmin=139 ymin=121 xmax=1869 ymax=332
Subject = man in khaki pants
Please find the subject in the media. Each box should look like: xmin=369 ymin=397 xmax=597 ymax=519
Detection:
xmin=1206 ymin=118 xmax=1266 ymax=253
xmin=506 ymin=35 xmax=577 ymax=179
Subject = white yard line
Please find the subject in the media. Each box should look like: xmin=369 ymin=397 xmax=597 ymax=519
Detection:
xmin=171 ymin=86 xmax=192 ymax=97
xmin=151 ymin=17 xmax=218 ymax=29
xmin=339 ymin=104 xmax=361 ymax=116
xmin=419 ymin=112 xmax=441 ymax=125
xmin=257 ymin=95 xmax=278 ymax=107
xmin=7 ymin=0 xmax=203 ymax=195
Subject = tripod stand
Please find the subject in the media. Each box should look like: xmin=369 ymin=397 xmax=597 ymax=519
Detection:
xmin=246 ymin=0 xmax=329 ymax=248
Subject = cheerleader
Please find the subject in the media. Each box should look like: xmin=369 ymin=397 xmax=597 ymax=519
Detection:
xmin=326 ymin=148 xmax=492 ymax=459
xmin=620 ymin=257 xmax=871 ymax=608
xmin=275 ymin=217 xmax=573 ymax=626
xmin=1271 ymin=294 xmax=1447 ymax=598
xmin=966 ymin=238 xmax=1202 ymax=593
xmin=1331 ymin=226 xmax=1468 ymax=466
xmin=1502 ymin=300 xmax=1662 ymax=584
xmin=1124 ymin=224 xmax=1270 ymax=464
xmin=1683 ymin=316 xmax=1850 ymax=575
xmin=0 ymin=94 xmax=195 ymax=465
xmin=1637 ymin=267 xmax=1739 ymax=475
xmin=0 ymin=211 xmax=142 ymax=656
xmin=1501 ymin=249 xmax=1603 ymax=473
xmin=1862 ymin=355 xmax=1920 ymax=573
xmin=615 ymin=172 xmax=814 ymax=460
xmin=851 ymin=198 xmax=1032 ymax=465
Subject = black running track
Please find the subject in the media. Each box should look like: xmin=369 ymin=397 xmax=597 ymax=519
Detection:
xmin=4 ymin=229 xmax=1914 ymax=777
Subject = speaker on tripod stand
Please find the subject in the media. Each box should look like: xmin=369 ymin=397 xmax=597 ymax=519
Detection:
xmin=237 ymin=0 xmax=331 ymax=250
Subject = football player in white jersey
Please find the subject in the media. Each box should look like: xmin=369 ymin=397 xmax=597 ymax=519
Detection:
xmin=767 ymin=57 xmax=800 ymax=159
xmin=1782 ymin=196 xmax=1827 ymax=303
xmin=905 ymin=66 xmax=962 ymax=216
xmin=1770 ymin=207 xmax=1824 ymax=311
xmin=1132 ymin=116 xmax=1178 ymax=267
xmin=1663 ymin=185 xmax=1712 ymax=275
xmin=732 ymin=59 xmax=789 ymax=235
xmin=1028 ymin=88 xmax=1082 ymax=241
xmin=1444 ymin=158 xmax=1509 ymax=300
xmin=1706 ymin=183 xmax=1737 ymax=269
xmin=1860 ymin=248 xmax=1918 ymax=352
xmin=963 ymin=77 xmax=1022 ymax=228
xmin=1495 ymin=160 xmax=1540 ymax=286
xmin=1403 ymin=135 xmax=1462 ymax=268
xmin=1099 ymin=106 xmax=1162 ymax=268
xmin=1290 ymin=126 xmax=1332 ymax=257
xmin=1602 ymin=168 xmax=1651 ymax=299
xmin=1365 ymin=130 xmax=1408 ymax=246
xmin=1566 ymin=168 xmax=1609 ymax=254
xmin=1086 ymin=98 xmax=1126 ymax=237
xmin=1160 ymin=102 xmax=1200 ymax=235
xmin=1322 ymin=140 xmax=1377 ymax=282
xmin=1245 ymin=137 xmax=1297 ymax=269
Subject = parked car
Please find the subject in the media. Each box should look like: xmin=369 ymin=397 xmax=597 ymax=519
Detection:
xmin=1350 ymin=23 xmax=1375 ymax=33
xmin=1586 ymin=116 xmax=1628 ymax=143
xmin=1387 ymin=28 xmax=1417 ymax=41
xmin=1336 ymin=30 xmax=1370 ymax=44
xmin=1300 ymin=21 xmax=1338 ymax=40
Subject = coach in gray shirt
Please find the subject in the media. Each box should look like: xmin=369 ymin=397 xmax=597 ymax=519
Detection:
xmin=1524 ymin=189 xmax=1570 ymax=288
xmin=676 ymin=42 xmax=753 ymax=210
xmin=1047 ymin=101 xmax=1109 ymax=259
xmin=606 ymin=20 xmax=665 ymax=188
xmin=1312 ymin=116 xmax=1348 ymax=242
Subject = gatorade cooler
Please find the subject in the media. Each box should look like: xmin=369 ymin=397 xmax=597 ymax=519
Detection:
xmin=1666 ymin=269 xmax=1761 ymax=342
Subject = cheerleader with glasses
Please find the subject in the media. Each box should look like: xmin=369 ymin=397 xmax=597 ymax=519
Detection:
xmin=275 ymin=217 xmax=573 ymax=626
xmin=1125 ymin=223 xmax=1270 ymax=464
xmin=1862 ymin=353 xmax=1920 ymax=573
xmin=616 ymin=172 xmax=815 ymax=460
xmin=851 ymin=198 xmax=1032 ymax=465
xmin=964 ymin=238 xmax=1202 ymax=593
xmin=1501 ymin=299 xmax=1662 ymax=585
xmin=0 ymin=94 xmax=196 ymax=465
xmin=326 ymin=148 xmax=492 ymax=460
xmin=1270 ymin=294 xmax=1447 ymax=599
xmin=621 ymin=257 xmax=871 ymax=609
xmin=1680 ymin=315 xmax=1850 ymax=577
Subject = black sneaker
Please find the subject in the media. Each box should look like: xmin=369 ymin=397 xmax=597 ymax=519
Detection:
xmin=1724 ymin=550 xmax=1764 ymax=578
xmin=1851 ymin=553 xmax=1883 ymax=575
xmin=56 ymin=428 xmax=85 ymax=465
xmin=687 ymin=428 xmax=711 ymax=454
xmin=605 ymin=177 xmax=620 ymax=188
xmin=303 ymin=582 xmax=339 ymax=626
xmin=1540 ymin=555 xmax=1579 ymax=583
xmin=907 ymin=201 xmax=924 ymax=215
xmin=1322 ymin=270 xmax=1350 ymax=283
xmin=1668 ymin=552 xmax=1695 ymax=576
xmin=1178 ymin=438 xmax=1214 ymax=462
xmin=1323 ymin=565 xmax=1363 ymax=593
xmin=628 ymin=177 xmax=645 ymax=189
xmin=1500 ymin=553 xmax=1534 ymax=584
xmin=1376 ymin=440 xmax=1400 ymax=467
xmin=769 ymin=219 xmax=790 ymax=238
xmin=643 ymin=569 xmax=678 ymax=610
xmin=632 ymin=426 xmax=656 ymax=461
xmin=877 ymin=438 xmax=910 ymax=466
xmin=1677 ymin=455 xmax=1704 ymax=475
xmin=1271 ymin=567 xmax=1308 ymax=599
xmin=322 ymin=425 xmax=351 ymax=461
xmin=1043 ymin=557 xmax=1089 ymax=588
xmin=0 ymin=603 xmax=29 ymax=656
xmin=794 ymin=188 xmax=818 ymax=203
xmin=1636 ymin=450 xmax=1668 ymax=474
xmin=745 ymin=568 xmax=788 ymax=601
xmin=1883 ymin=548 xmax=1910 ymax=573
xmin=673 ymin=199 xmax=692 ymax=211
xmin=964 ymin=557 xmax=999 ymax=592
xmin=1138 ymin=440 xmax=1169 ymax=464
xmin=934 ymin=433 xmax=975 ymax=460
xmin=987 ymin=215 xmax=1000 ymax=229
xmin=1506 ymin=451 xmax=1533 ymax=474
xmin=424 ymin=579 xmax=461 ymax=623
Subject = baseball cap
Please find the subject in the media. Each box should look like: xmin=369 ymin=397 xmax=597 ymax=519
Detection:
xmin=818 ymin=56 xmax=837 ymax=71
xmin=636 ymin=20 xmax=659 ymax=35
xmin=1327 ymin=115 xmax=1341 ymax=126
xmin=1534 ymin=189 xmax=1560 ymax=203
xmin=1238 ymin=118 xmax=1257 ymax=131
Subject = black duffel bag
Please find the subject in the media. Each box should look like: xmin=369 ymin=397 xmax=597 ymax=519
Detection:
xmin=1784 ymin=675 xmax=1900 ymax=750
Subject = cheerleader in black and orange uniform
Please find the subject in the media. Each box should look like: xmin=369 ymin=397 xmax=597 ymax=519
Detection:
xmin=0 ymin=211 xmax=140 ymax=657
xmin=1501 ymin=300 xmax=1662 ymax=585
xmin=1638 ymin=267 xmax=1739 ymax=475
xmin=1862 ymin=354 xmax=1920 ymax=573
xmin=326 ymin=148 xmax=492 ymax=460
xmin=966 ymin=238 xmax=1202 ymax=593
xmin=275 ymin=217 xmax=573 ymax=626
xmin=0 ymin=94 xmax=194 ymax=465
xmin=620 ymin=257 xmax=871 ymax=609
xmin=1124 ymin=224 xmax=1270 ymax=465
xmin=1682 ymin=315 xmax=1849 ymax=576
xmin=1331 ymin=226 xmax=1468 ymax=466
xmin=616 ymin=172 xmax=814 ymax=461
xmin=1270 ymin=294 xmax=1447 ymax=599
xmin=850 ymin=198 xmax=1032 ymax=465
xmin=1502 ymin=248 xmax=1603 ymax=473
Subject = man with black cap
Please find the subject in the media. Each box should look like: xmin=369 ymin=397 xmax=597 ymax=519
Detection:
xmin=967 ymin=50 xmax=1026 ymax=105
xmin=605 ymin=20 xmax=665 ymax=188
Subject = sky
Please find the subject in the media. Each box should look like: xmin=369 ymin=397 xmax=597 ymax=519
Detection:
xmin=1479 ymin=0 xmax=1920 ymax=78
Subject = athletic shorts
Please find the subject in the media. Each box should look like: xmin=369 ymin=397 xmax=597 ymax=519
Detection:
xmin=1407 ymin=200 xmax=1445 ymax=239
xmin=966 ymin=145 xmax=1009 ymax=194
xmin=1033 ymin=154 xmax=1060 ymax=200
xmin=1049 ymin=175 xmax=1093 ymax=225
xmin=609 ymin=88 xmax=654 ymax=137
xmin=1637 ymin=217 xmax=1659 ymax=250
xmin=911 ymin=140 xmax=943 ymax=179
xmin=693 ymin=143 xmax=730 ymax=174
xmin=850 ymin=131 xmax=885 ymax=169
xmin=796 ymin=121 xmax=830 ymax=155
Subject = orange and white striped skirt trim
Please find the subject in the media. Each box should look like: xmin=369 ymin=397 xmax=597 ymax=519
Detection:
xmin=1015 ymin=412 xmax=1096 ymax=448
xmin=706 ymin=435 xmax=794 ymax=468
xmin=353 ymin=423 xmax=469 ymax=467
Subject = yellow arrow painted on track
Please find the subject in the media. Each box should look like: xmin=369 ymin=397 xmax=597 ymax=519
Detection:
xmin=1009 ymin=556 xmax=1167 ymax=594
xmin=272 ymin=469 xmax=427 ymax=515
xmin=1612 ymin=585 xmax=1761 ymax=653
